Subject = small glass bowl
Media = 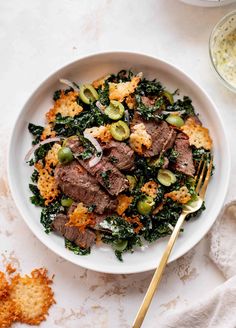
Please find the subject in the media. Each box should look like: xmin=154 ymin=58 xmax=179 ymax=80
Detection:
xmin=209 ymin=10 xmax=236 ymax=92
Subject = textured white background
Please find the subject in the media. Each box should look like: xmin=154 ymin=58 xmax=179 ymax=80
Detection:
xmin=1 ymin=1 xmax=236 ymax=327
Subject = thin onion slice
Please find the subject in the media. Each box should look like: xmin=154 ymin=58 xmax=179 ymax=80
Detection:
xmin=24 ymin=137 xmax=61 ymax=162
xmin=161 ymin=110 xmax=186 ymax=115
xmin=124 ymin=110 xmax=130 ymax=125
xmin=59 ymin=78 xmax=80 ymax=92
xmin=83 ymin=130 xmax=103 ymax=168
xmin=95 ymin=100 xmax=105 ymax=113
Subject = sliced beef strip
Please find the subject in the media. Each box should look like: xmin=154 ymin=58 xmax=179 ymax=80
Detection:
xmin=130 ymin=112 xmax=176 ymax=157
xmin=102 ymin=140 xmax=135 ymax=171
xmin=174 ymin=133 xmax=195 ymax=176
xmin=67 ymin=139 xmax=129 ymax=196
xmin=55 ymin=161 xmax=117 ymax=214
xmin=51 ymin=213 xmax=96 ymax=249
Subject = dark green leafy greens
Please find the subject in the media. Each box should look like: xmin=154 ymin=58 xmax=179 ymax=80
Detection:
xmin=65 ymin=239 xmax=90 ymax=255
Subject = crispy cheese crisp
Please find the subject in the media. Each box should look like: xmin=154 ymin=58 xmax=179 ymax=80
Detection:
xmin=44 ymin=143 xmax=61 ymax=173
xmin=85 ymin=125 xmax=112 ymax=142
xmin=66 ymin=203 xmax=95 ymax=231
xmin=40 ymin=124 xmax=56 ymax=141
xmin=181 ymin=117 xmax=212 ymax=150
xmin=125 ymin=95 xmax=136 ymax=109
xmin=35 ymin=162 xmax=60 ymax=206
xmin=92 ymin=75 xmax=110 ymax=89
xmin=141 ymin=181 xmax=158 ymax=198
xmin=46 ymin=91 xmax=83 ymax=123
xmin=123 ymin=215 xmax=143 ymax=234
xmin=116 ymin=194 xmax=133 ymax=215
xmin=0 ymin=272 xmax=9 ymax=299
xmin=10 ymin=269 xmax=55 ymax=325
xmin=129 ymin=123 xmax=152 ymax=155
xmin=165 ymin=186 xmax=191 ymax=204
xmin=109 ymin=76 xmax=140 ymax=102
xmin=0 ymin=297 xmax=17 ymax=328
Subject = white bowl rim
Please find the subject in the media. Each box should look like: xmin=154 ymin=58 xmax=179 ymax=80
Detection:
xmin=7 ymin=51 xmax=231 ymax=274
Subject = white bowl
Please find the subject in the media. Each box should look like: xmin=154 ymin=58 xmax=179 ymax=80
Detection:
xmin=8 ymin=52 xmax=230 ymax=274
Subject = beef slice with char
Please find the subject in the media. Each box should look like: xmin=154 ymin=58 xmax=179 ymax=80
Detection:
xmin=55 ymin=161 xmax=117 ymax=214
xmin=51 ymin=213 xmax=96 ymax=249
xmin=102 ymin=140 xmax=135 ymax=171
xmin=174 ymin=133 xmax=195 ymax=176
xmin=67 ymin=139 xmax=129 ymax=196
xmin=131 ymin=112 xmax=176 ymax=157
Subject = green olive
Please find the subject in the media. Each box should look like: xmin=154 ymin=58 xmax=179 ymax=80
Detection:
xmin=166 ymin=115 xmax=184 ymax=127
xmin=61 ymin=198 xmax=73 ymax=207
xmin=110 ymin=121 xmax=130 ymax=141
xmin=137 ymin=196 xmax=155 ymax=216
xmin=163 ymin=90 xmax=174 ymax=105
xmin=113 ymin=239 xmax=128 ymax=252
xmin=79 ymin=84 xmax=99 ymax=104
xmin=157 ymin=169 xmax=176 ymax=186
xmin=126 ymin=175 xmax=137 ymax=191
xmin=105 ymin=100 xmax=125 ymax=120
xmin=58 ymin=147 xmax=73 ymax=164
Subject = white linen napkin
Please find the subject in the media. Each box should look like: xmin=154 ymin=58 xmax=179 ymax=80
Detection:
xmin=160 ymin=201 xmax=236 ymax=328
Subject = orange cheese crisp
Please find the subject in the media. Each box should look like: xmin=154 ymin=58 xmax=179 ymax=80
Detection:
xmin=35 ymin=162 xmax=59 ymax=206
xmin=109 ymin=76 xmax=140 ymax=102
xmin=10 ymin=269 xmax=55 ymax=325
xmin=116 ymin=194 xmax=133 ymax=215
xmin=0 ymin=272 xmax=9 ymax=299
xmin=125 ymin=95 xmax=136 ymax=109
xmin=181 ymin=117 xmax=212 ymax=150
xmin=165 ymin=186 xmax=191 ymax=204
xmin=44 ymin=143 xmax=61 ymax=173
xmin=40 ymin=124 xmax=56 ymax=141
xmin=141 ymin=181 xmax=158 ymax=198
xmin=92 ymin=75 xmax=110 ymax=89
xmin=0 ymin=297 xmax=17 ymax=328
xmin=129 ymin=123 xmax=152 ymax=155
xmin=66 ymin=203 xmax=95 ymax=231
xmin=85 ymin=125 xmax=112 ymax=143
xmin=46 ymin=91 xmax=83 ymax=123
xmin=123 ymin=215 xmax=143 ymax=234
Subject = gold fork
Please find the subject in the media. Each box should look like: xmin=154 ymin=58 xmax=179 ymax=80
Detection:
xmin=133 ymin=157 xmax=213 ymax=328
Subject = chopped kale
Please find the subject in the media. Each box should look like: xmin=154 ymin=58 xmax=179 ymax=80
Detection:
xmin=40 ymin=201 xmax=62 ymax=233
xmin=167 ymin=96 xmax=195 ymax=118
xmin=100 ymin=216 xmax=134 ymax=239
xmin=135 ymin=94 xmax=165 ymax=120
xmin=166 ymin=149 xmax=179 ymax=163
xmin=65 ymin=239 xmax=90 ymax=255
xmin=100 ymin=170 xmax=111 ymax=188
xmin=29 ymin=184 xmax=45 ymax=207
xmin=97 ymin=81 xmax=110 ymax=106
xmin=88 ymin=204 xmax=96 ymax=213
xmin=28 ymin=123 xmax=44 ymax=145
xmin=31 ymin=169 xmax=39 ymax=183
xmin=53 ymin=90 xmax=62 ymax=101
xmin=34 ymin=143 xmax=52 ymax=163
xmin=136 ymin=78 xmax=163 ymax=97
xmin=108 ymin=156 xmax=118 ymax=164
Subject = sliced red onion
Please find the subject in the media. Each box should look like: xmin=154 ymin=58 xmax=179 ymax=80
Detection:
xmin=137 ymin=72 xmax=143 ymax=79
xmin=59 ymin=78 xmax=80 ymax=92
xmin=162 ymin=110 xmax=186 ymax=115
xmin=95 ymin=100 xmax=105 ymax=113
xmin=124 ymin=110 xmax=130 ymax=125
xmin=83 ymin=130 xmax=103 ymax=168
xmin=167 ymin=223 xmax=174 ymax=231
xmin=24 ymin=137 xmax=61 ymax=162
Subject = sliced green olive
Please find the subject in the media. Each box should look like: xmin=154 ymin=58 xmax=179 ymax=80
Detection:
xmin=163 ymin=90 xmax=174 ymax=105
xmin=58 ymin=147 xmax=73 ymax=164
xmin=157 ymin=169 xmax=176 ymax=186
xmin=79 ymin=84 xmax=99 ymax=104
xmin=61 ymin=198 xmax=73 ymax=207
xmin=166 ymin=115 xmax=184 ymax=127
xmin=110 ymin=121 xmax=130 ymax=141
xmin=137 ymin=196 xmax=155 ymax=216
xmin=126 ymin=175 xmax=137 ymax=191
xmin=105 ymin=100 xmax=125 ymax=120
xmin=113 ymin=239 xmax=128 ymax=252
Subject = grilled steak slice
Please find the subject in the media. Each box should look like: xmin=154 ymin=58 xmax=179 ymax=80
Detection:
xmin=131 ymin=112 xmax=176 ymax=157
xmin=51 ymin=213 xmax=96 ymax=248
xmin=67 ymin=139 xmax=129 ymax=196
xmin=174 ymin=133 xmax=195 ymax=176
xmin=102 ymin=140 xmax=135 ymax=171
xmin=55 ymin=161 xmax=117 ymax=214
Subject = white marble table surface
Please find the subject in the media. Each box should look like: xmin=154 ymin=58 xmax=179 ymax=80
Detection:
xmin=1 ymin=1 xmax=236 ymax=327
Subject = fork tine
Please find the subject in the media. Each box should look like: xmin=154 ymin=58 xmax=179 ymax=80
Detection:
xmin=199 ymin=157 xmax=213 ymax=199
xmin=194 ymin=156 xmax=204 ymax=181
xmin=195 ymin=161 xmax=206 ymax=194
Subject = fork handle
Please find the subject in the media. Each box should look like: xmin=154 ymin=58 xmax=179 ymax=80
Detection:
xmin=132 ymin=212 xmax=187 ymax=328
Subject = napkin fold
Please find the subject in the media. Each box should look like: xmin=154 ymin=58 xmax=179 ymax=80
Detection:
xmin=160 ymin=201 xmax=236 ymax=328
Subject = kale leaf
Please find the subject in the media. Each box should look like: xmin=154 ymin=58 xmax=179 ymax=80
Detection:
xmin=65 ymin=239 xmax=91 ymax=255
xmin=29 ymin=184 xmax=45 ymax=207
xmin=136 ymin=79 xmax=163 ymax=97
xmin=40 ymin=201 xmax=62 ymax=233
xmin=28 ymin=123 xmax=44 ymax=145
xmin=167 ymin=96 xmax=195 ymax=118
